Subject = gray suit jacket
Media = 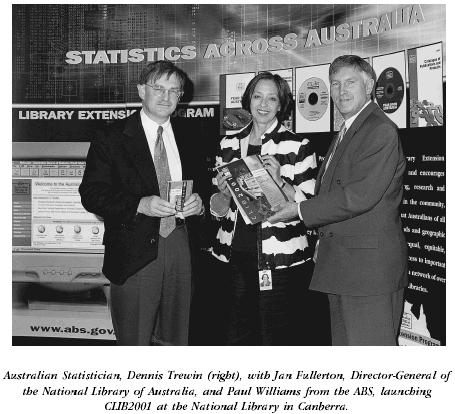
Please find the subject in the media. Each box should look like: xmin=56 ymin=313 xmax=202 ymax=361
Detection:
xmin=300 ymin=101 xmax=408 ymax=296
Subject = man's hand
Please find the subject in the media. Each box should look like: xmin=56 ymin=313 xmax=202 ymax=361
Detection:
xmin=182 ymin=193 xmax=203 ymax=217
xmin=267 ymin=201 xmax=299 ymax=224
xmin=138 ymin=195 xmax=176 ymax=217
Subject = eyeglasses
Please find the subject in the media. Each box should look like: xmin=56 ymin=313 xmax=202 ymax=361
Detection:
xmin=145 ymin=84 xmax=183 ymax=99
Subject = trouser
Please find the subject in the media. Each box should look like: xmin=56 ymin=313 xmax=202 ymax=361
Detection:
xmin=109 ymin=226 xmax=191 ymax=346
xmin=219 ymin=251 xmax=326 ymax=346
xmin=327 ymin=288 xmax=405 ymax=346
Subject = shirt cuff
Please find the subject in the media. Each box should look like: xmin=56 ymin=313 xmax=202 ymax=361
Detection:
xmin=297 ymin=201 xmax=304 ymax=221
xmin=293 ymin=186 xmax=307 ymax=203
xmin=209 ymin=193 xmax=229 ymax=218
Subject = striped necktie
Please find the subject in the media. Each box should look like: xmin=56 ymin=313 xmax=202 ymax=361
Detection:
xmin=154 ymin=125 xmax=175 ymax=238
xmin=322 ymin=123 xmax=346 ymax=182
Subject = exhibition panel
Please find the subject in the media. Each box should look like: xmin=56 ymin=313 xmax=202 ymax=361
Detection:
xmin=12 ymin=4 xmax=445 ymax=346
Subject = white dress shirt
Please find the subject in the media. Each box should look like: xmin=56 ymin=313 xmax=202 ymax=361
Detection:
xmin=140 ymin=109 xmax=182 ymax=181
xmin=341 ymin=100 xmax=370 ymax=141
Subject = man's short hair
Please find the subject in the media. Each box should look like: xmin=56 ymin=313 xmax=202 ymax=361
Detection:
xmin=241 ymin=72 xmax=292 ymax=122
xmin=138 ymin=60 xmax=186 ymax=90
xmin=329 ymin=55 xmax=376 ymax=99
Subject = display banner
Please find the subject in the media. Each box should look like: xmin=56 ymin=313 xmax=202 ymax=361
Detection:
xmin=13 ymin=104 xmax=219 ymax=143
xmin=266 ymin=68 xmax=294 ymax=94
xmin=13 ymin=4 xmax=443 ymax=104
xmin=408 ymin=42 xmax=444 ymax=127
xmin=398 ymin=123 xmax=446 ymax=346
xmin=12 ymin=105 xmax=140 ymax=143
xmin=295 ymin=64 xmax=331 ymax=133
xmin=11 ymin=4 xmax=446 ymax=347
xmin=219 ymin=72 xmax=255 ymax=135
xmin=372 ymin=51 xmax=407 ymax=128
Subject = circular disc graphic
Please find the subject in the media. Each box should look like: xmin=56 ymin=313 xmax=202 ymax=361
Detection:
xmin=375 ymin=67 xmax=404 ymax=114
xmin=298 ymin=77 xmax=329 ymax=121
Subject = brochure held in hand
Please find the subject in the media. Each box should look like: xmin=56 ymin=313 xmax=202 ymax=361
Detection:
xmin=216 ymin=155 xmax=288 ymax=225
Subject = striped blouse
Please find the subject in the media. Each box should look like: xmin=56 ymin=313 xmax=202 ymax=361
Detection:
xmin=209 ymin=120 xmax=317 ymax=270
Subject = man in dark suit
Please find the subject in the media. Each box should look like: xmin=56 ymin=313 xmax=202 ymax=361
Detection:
xmin=79 ymin=61 xmax=204 ymax=346
xmin=268 ymin=55 xmax=408 ymax=345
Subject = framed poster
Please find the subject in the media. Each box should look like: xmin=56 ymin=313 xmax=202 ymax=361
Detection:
xmin=219 ymin=72 xmax=255 ymax=135
xmin=295 ymin=64 xmax=331 ymax=133
xmin=267 ymin=68 xmax=294 ymax=131
xmin=408 ymin=42 xmax=443 ymax=127
xmin=372 ymin=51 xmax=407 ymax=128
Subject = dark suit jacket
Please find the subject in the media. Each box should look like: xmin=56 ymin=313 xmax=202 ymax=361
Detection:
xmin=79 ymin=111 xmax=207 ymax=286
xmin=299 ymin=101 xmax=408 ymax=296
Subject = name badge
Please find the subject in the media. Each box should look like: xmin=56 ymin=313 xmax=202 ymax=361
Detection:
xmin=259 ymin=270 xmax=272 ymax=291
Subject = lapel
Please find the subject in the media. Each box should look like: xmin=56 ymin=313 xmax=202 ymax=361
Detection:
xmin=121 ymin=111 xmax=159 ymax=193
xmin=315 ymin=132 xmax=339 ymax=194
xmin=239 ymin=122 xmax=254 ymax=158
xmin=316 ymin=101 xmax=378 ymax=194
xmin=260 ymin=120 xmax=281 ymax=154
xmin=238 ymin=120 xmax=279 ymax=158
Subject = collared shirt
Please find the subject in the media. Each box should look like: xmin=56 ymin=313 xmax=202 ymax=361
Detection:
xmin=341 ymin=100 xmax=370 ymax=141
xmin=297 ymin=99 xmax=371 ymax=221
xmin=140 ymin=109 xmax=182 ymax=181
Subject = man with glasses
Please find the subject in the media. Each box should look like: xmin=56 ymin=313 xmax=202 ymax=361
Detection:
xmin=79 ymin=61 xmax=204 ymax=345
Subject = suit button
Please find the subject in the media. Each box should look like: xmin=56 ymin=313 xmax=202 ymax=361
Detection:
xmin=319 ymin=232 xmax=323 ymax=237
xmin=329 ymin=232 xmax=333 ymax=237
xmin=336 ymin=180 xmax=341 ymax=185
xmin=150 ymin=238 xmax=155 ymax=244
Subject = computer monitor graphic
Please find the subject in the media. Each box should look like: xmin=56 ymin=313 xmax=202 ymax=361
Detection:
xmin=12 ymin=142 xmax=108 ymax=293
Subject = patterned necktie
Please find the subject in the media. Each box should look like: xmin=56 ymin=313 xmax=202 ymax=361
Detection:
xmin=322 ymin=123 xmax=346 ymax=182
xmin=154 ymin=125 xmax=175 ymax=238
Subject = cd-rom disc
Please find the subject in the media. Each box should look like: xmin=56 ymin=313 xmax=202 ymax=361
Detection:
xmin=297 ymin=77 xmax=329 ymax=121
xmin=375 ymin=67 xmax=404 ymax=114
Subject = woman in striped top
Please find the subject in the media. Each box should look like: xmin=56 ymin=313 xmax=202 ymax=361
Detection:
xmin=209 ymin=72 xmax=318 ymax=345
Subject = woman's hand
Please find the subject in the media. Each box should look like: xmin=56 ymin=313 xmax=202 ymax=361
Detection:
xmin=215 ymin=171 xmax=232 ymax=200
xmin=261 ymin=154 xmax=283 ymax=186
xmin=210 ymin=171 xmax=232 ymax=216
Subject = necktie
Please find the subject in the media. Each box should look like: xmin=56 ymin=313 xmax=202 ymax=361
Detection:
xmin=321 ymin=123 xmax=346 ymax=182
xmin=154 ymin=125 xmax=175 ymax=238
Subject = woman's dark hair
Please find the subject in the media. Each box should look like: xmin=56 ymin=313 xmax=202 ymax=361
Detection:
xmin=241 ymin=72 xmax=292 ymax=122
xmin=138 ymin=60 xmax=187 ymax=90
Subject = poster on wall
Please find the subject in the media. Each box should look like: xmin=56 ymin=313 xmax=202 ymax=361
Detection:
xmin=398 ymin=125 xmax=446 ymax=346
xmin=295 ymin=64 xmax=330 ymax=133
xmin=266 ymin=68 xmax=293 ymax=95
xmin=408 ymin=42 xmax=444 ymax=128
xmin=372 ymin=51 xmax=407 ymax=128
xmin=219 ymin=72 xmax=255 ymax=135
xmin=267 ymin=68 xmax=294 ymax=131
